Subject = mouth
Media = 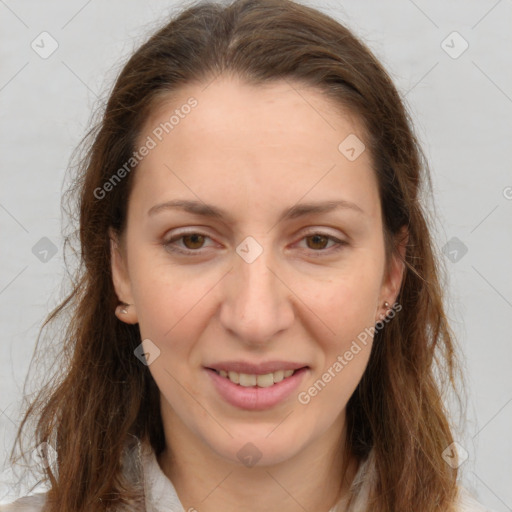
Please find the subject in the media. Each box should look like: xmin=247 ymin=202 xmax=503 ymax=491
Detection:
xmin=206 ymin=367 xmax=308 ymax=388
xmin=204 ymin=365 xmax=309 ymax=410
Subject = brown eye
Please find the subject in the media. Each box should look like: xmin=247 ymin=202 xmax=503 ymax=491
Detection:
xmin=305 ymin=234 xmax=329 ymax=250
xmin=182 ymin=234 xmax=206 ymax=249
xmin=163 ymin=232 xmax=214 ymax=255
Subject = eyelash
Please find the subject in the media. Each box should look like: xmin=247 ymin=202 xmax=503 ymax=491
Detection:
xmin=162 ymin=230 xmax=347 ymax=256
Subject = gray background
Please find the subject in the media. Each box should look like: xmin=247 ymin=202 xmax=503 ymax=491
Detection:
xmin=1 ymin=0 xmax=511 ymax=509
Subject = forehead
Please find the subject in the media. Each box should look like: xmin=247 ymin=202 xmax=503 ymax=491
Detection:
xmin=132 ymin=76 xmax=379 ymax=222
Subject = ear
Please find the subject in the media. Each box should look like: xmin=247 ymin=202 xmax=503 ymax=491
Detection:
xmin=376 ymin=226 xmax=408 ymax=321
xmin=110 ymin=228 xmax=138 ymax=324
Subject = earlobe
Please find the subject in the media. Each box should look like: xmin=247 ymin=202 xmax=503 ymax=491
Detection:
xmin=114 ymin=302 xmax=137 ymax=324
xmin=109 ymin=229 xmax=138 ymax=324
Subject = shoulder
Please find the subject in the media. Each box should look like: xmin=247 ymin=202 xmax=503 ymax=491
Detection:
xmin=346 ymin=450 xmax=495 ymax=512
xmin=456 ymin=486 xmax=496 ymax=512
xmin=0 ymin=494 xmax=47 ymax=512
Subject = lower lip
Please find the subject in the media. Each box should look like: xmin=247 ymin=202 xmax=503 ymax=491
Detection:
xmin=205 ymin=367 xmax=308 ymax=411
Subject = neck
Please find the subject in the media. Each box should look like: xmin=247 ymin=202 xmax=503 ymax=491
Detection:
xmin=157 ymin=411 xmax=358 ymax=512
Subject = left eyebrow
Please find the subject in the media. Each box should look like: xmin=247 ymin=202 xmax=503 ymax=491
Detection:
xmin=147 ymin=199 xmax=366 ymax=223
xmin=280 ymin=200 xmax=365 ymax=221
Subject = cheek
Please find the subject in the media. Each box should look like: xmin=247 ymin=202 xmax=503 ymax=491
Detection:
xmin=314 ymin=284 xmax=377 ymax=377
xmin=297 ymin=278 xmax=377 ymax=413
xmin=304 ymin=256 xmax=383 ymax=341
xmin=128 ymin=253 xmax=223 ymax=362
xmin=134 ymin=275 xmax=205 ymax=341
xmin=299 ymin=344 xmax=371 ymax=426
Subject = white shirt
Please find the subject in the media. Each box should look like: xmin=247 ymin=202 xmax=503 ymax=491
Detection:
xmin=0 ymin=440 xmax=494 ymax=512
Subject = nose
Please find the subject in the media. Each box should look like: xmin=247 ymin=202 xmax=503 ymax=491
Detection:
xmin=219 ymin=245 xmax=294 ymax=347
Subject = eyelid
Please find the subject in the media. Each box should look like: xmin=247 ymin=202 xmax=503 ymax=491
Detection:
xmin=299 ymin=227 xmax=346 ymax=241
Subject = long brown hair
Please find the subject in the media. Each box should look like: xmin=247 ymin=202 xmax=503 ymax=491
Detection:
xmin=12 ymin=0 xmax=465 ymax=510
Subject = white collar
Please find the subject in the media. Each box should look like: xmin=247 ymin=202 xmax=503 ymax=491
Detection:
xmin=140 ymin=442 xmax=184 ymax=512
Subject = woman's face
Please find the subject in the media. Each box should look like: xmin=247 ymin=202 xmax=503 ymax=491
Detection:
xmin=112 ymin=76 xmax=404 ymax=467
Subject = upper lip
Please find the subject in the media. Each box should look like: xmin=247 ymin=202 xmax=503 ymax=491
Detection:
xmin=205 ymin=360 xmax=309 ymax=375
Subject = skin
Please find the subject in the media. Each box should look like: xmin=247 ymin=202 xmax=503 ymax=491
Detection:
xmin=111 ymin=75 xmax=406 ymax=512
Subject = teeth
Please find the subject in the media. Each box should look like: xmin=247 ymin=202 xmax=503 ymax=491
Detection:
xmin=239 ymin=373 xmax=257 ymax=386
xmin=215 ymin=368 xmax=299 ymax=387
xmin=273 ymin=370 xmax=284 ymax=383
xmin=256 ymin=373 xmax=274 ymax=388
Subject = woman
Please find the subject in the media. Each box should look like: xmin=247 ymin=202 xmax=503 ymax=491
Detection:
xmin=1 ymin=0 xmax=493 ymax=510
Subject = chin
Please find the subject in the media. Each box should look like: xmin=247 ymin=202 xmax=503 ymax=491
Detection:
xmin=205 ymin=428 xmax=306 ymax=468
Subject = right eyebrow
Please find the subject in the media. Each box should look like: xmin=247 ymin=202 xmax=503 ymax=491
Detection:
xmin=148 ymin=199 xmax=229 ymax=220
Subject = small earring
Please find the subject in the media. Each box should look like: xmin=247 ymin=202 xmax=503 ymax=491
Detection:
xmin=384 ymin=301 xmax=390 ymax=308
xmin=117 ymin=303 xmax=132 ymax=316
